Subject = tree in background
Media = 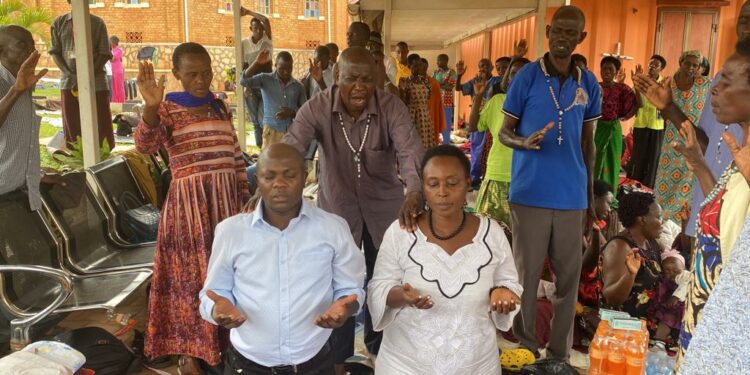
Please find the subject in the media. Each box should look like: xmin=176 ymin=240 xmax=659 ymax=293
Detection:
xmin=0 ymin=0 xmax=53 ymax=44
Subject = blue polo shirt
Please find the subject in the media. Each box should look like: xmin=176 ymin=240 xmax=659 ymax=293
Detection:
xmin=241 ymin=72 xmax=307 ymax=132
xmin=502 ymin=54 xmax=602 ymax=210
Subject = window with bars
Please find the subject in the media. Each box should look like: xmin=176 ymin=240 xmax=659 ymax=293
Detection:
xmin=304 ymin=0 xmax=320 ymax=18
xmin=257 ymin=0 xmax=271 ymax=15
xmin=225 ymin=36 xmax=234 ymax=46
xmin=125 ymin=31 xmax=143 ymax=43
xmin=222 ymin=1 xmax=232 ymax=11
xmin=127 ymin=0 xmax=139 ymax=4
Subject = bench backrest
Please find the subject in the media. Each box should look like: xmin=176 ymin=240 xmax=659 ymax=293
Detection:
xmin=0 ymin=191 xmax=64 ymax=312
xmin=40 ymin=173 xmax=114 ymax=270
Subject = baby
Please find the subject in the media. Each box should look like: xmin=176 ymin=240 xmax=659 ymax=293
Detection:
xmin=648 ymin=249 xmax=690 ymax=343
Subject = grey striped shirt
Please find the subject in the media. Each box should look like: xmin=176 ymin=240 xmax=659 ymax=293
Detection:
xmin=0 ymin=64 xmax=42 ymax=210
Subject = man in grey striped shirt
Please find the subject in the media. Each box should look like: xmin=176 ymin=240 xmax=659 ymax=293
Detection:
xmin=0 ymin=26 xmax=56 ymax=210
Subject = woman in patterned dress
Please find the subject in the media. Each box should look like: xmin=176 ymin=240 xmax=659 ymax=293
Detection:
xmin=399 ymin=54 xmax=435 ymax=150
xmin=595 ymin=56 xmax=636 ymax=192
xmin=368 ymin=146 xmax=522 ymax=374
xmin=654 ymin=50 xmax=711 ymax=226
xmin=135 ymin=43 xmax=250 ymax=374
xmin=669 ymin=48 xmax=750 ymax=368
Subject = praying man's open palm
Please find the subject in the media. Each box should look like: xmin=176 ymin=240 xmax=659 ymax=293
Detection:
xmin=14 ymin=51 xmax=48 ymax=92
xmin=136 ymin=61 xmax=165 ymax=107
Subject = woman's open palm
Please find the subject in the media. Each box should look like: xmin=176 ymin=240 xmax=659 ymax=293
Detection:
xmin=725 ymin=131 xmax=750 ymax=185
xmin=137 ymin=61 xmax=165 ymax=107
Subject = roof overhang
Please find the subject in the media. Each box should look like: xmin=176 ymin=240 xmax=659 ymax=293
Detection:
xmin=360 ymin=0 xmax=566 ymax=49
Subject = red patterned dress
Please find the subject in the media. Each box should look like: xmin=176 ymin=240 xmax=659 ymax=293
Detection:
xmin=402 ymin=76 xmax=436 ymax=149
xmin=135 ymin=101 xmax=249 ymax=365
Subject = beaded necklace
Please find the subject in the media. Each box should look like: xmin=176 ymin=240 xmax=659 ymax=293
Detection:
xmin=337 ymin=112 xmax=373 ymax=179
xmin=715 ymin=124 xmax=731 ymax=164
xmin=540 ymin=59 xmax=584 ymax=145
xmin=701 ymin=163 xmax=739 ymax=208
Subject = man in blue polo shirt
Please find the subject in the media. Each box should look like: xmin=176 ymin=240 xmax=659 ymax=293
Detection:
xmin=456 ymin=58 xmax=501 ymax=188
xmin=500 ymin=5 xmax=601 ymax=362
xmin=242 ymin=50 xmax=307 ymax=150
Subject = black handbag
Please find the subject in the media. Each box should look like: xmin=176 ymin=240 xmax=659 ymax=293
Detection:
xmin=117 ymin=191 xmax=160 ymax=242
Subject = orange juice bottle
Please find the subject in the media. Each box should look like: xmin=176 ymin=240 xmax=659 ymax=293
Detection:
xmin=605 ymin=331 xmax=627 ymax=375
xmin=625 ymin=332 xmax=646 ymax=375
xmin=589 ymin=327 xmax=609 ymax=375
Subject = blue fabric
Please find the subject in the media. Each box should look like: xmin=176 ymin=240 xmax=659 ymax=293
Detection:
xmin=199 ymin=201 xmax=366 ymax=367
xmin=240 ymin=72 xmax=307 ymax=132
xmin=442 ymin=107 xmax=453 ymax=145
xmin=470 ymin=131 xmax=486 ymax=184
xmin=461 ymin=76 xmax=502 ymax=99
xmin=685 ymin=72 xmax=744 ymax=236
xmin=243 ymin=93 xmax=263 ymax=147
xmin=460 ymin=76 xmax=500 ymax=184
xmin=165 ymin=91 xmax=224 ymax=118
xmin=502 ymin=59 xmax=602 ymax=210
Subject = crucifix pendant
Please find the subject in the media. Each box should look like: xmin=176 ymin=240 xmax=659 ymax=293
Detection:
xmin=557 ymin=135 xmax=563 ymax=145
xmin=353 ymin=154 xmax=360 ymax=164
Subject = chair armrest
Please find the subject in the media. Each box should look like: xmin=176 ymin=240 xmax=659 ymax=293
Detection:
xmin=0 ymin=265 xmax=73 ymax=351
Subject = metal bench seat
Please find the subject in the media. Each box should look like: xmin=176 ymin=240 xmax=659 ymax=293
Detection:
xmin=40 ymin=172 xmax=155 ymax=275
xmin=0 ymin=191 xmax=151 ymax=350
xmin=86 ymin=155 xmax=157 ymax=246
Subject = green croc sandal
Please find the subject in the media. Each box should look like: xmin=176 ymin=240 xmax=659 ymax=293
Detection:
xmin=500 ymin=348 xmax=536 ymax=371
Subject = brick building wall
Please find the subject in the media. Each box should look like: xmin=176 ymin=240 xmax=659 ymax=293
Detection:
xmin=31 ymin=0 xmax=350 ymax=48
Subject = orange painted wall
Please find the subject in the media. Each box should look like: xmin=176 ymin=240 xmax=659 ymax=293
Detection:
xmin=489 ymin=15 xmax=538 ymax=61
xmin=456 ymin=34 xmax=485 ymax=123
xmin=716 ymin=0 xmax=747 ymax=67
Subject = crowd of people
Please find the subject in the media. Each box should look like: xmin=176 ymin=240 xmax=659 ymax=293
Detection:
xmin=3 ymin=1 xmax=750 ymax=374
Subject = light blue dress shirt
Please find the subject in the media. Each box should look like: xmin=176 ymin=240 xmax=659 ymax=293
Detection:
xmin=240 ymin=72 xmax=307 ymax=132
xmin=199 ymin=201 xmax=366 ymax=367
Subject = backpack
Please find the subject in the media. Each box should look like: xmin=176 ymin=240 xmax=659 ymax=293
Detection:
xmin=117 ymin=191 xmax=160 ymax=242
xmin=54 ymin=327 xmax=142 ymax=375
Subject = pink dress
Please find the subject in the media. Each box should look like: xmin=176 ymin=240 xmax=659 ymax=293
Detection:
xmin=111 ymin=46 xmax=126 ymax=103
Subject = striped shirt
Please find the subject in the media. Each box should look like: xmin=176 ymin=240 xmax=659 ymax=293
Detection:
xmin=0 ymin=64 xmax=42 ymax=210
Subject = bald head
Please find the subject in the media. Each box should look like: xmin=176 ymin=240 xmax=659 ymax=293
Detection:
xmin=0 ymin=25 xmax=33 ymax=45
xmin=552 ymin=6 xmax=586 ymax=28
xmin=258 ymin=143 xmax=305 ymax=173
xmin=339 ymin=47 xmax=376 ymax=70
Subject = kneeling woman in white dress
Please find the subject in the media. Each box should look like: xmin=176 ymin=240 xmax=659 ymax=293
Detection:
xmin=368 ymin=145 xmax=523 ymax=375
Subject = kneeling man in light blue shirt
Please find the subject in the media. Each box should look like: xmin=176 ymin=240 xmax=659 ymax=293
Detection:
xmin=199 ymin=143 xmax=366 ymax=374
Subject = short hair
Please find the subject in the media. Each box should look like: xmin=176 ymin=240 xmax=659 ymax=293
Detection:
xmin=572 ymin=53 xmax=588 ymax=68
xmin=314 ymin=45 xmax=330 ymax=58
xmin=479 ymin=58 xmax=492 ymax=66
xmin=496 ymin=56 xmax=512 ymax=64
xmin=276 ymin=51 xmax=293 ymax=63
xmin=512 ymin=57 xmax=532 ymax=66
xmin=600 ymin=56 xmax=621 ymax=71
xmin=421 ymin=145 xmax=471 ymax=179
xmin=618 ymin=192 xmax=656 ymax=228
xmin=396 ymin=41 xmax=409 ymax=49
xmin=251 ymin=18 xmax=263 ymax=27
xmin=701 ymin=57 xmax=711 ymax=77
xmin=552 ymin=5 xmax=586 ymax=29
xmin=421 ymin=58 xmax=428 ymax=66
xmin=172 ymin=42 xmax=210 ymax=69
xmin=650 ymin=54 xmax=667 ymax=69
xmin=110 ymin=35 xmax=120 ymax=45
xmin=437 ymin=54 xmax=449 ymax=60
xmin=326 ymin=43 xmax=339 ymax=53
xmin=594 ymin=180 xmax=613 ymax=198
xmin=407 ymin=53 xmax=421 ymax=67
xmin=349 ymin=21 xmax=370 ymax=35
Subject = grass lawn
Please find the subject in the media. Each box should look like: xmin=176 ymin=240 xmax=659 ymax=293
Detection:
xmin=33 ymin=85 xmax=61 ymax=100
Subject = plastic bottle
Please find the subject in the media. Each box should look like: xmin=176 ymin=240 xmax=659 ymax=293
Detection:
xmin=605 ymin=332 xmax=627 ymax=375
xmin=625 ymin=332 xmax=646 ymax=375
xmin=589 ymin=327 xmax=609 ymax=374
